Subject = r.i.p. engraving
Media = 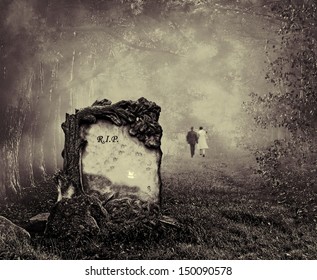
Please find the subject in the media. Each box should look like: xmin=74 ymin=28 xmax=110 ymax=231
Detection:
xmin=97 ymin=135 xmax=119 ymax=143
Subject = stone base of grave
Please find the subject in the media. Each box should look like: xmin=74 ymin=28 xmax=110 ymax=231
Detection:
xmin=44 ymin=194 xmax=108 ymax=241
xmin=44 ymin=191 xmax=161 ymax=242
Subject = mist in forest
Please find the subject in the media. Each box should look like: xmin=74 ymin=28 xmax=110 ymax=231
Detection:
xmin=2 ymin=1 xmax=317 ymax=262
xmin=0 ymin=0 xmax=278 ymax=197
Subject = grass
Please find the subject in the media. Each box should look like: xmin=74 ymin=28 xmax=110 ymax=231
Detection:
xmin=1 ymin=150 xmax=317 ymax=259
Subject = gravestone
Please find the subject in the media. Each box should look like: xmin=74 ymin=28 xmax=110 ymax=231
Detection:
xmin=45 ymin=97 xmax=163 ymax=239
xmin=81 ymin=120 xmax=161 ymax=202
xmin=62 ymin=97 xmax=162 ymax=203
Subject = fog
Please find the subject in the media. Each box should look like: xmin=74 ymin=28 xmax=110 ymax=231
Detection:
xmin=0 ymin=0 xmax=279 ymax=194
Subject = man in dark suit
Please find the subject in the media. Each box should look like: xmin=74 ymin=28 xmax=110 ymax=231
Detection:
xmin=186 ymin=127 xmax=198 ymax=158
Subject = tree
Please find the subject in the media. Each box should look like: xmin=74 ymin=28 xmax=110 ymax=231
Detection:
xmin=243 ymin=0 xmax=317 ymax=187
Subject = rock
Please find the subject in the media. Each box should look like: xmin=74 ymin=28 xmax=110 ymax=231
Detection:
xmin=0 ymin=216 xmax=31 ymax=244
xmin=30 ymin=212 xmax=50 ymax=223
xmin=25 ymin=213 xmax=50 ymax=235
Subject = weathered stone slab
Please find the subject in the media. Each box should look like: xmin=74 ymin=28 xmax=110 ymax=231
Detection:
xmin=81 ymin=120 xmax=161 ymax=202
xmin=25 ymin=213 xmax=50 ymax=235
xmin=44 ymin=195 xmax=106 ymax=241
xmin=57 ymin=97 xmax=162 ymax=204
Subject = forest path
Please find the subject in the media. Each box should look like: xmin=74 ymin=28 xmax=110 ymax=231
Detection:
xmin=161 ymin=148 xmax=260 ymax=193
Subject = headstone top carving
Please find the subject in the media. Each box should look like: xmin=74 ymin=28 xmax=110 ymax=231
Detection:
xmin=75 ymin=97 xmax=162 ymax=148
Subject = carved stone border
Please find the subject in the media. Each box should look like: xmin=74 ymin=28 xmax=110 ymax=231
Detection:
xmin=60 ymin=97 xmax=163 ymax=203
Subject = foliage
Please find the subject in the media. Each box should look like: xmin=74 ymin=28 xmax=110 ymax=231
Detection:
xmin=246 ymin=1 xmax=317 ymax=134
xmin=243 ymin=0 xmax=317 ymax=196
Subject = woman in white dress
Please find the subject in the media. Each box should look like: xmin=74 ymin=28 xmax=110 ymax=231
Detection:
xmin=197 ymin=126 xmax=208 ymax=157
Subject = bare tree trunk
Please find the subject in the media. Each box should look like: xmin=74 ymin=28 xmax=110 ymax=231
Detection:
xmin=32 ymin=62 xmax=51 ymax=181
xmin=39 ymin=63 xmax=47 ymax=179
xmin=32 ymin=106 xmax=45 ymax=181
xmin=44 ymin=63 xmax=61 ymax=174
xmin=26 ymin=133 xmax=36 ymax=187
xmin=4 ymin=106 xmax=26 ymax=199
xmin=56 ymin=94 xmax=63 ymax=168
xmin=69 ymin=50 xmax=76 ymax=110
xmin=0 ymin=147 xmax=6 ymax=199
xmin=19 ymin=72 xmax=36 ymax=189
xmin=6 ymin=142 xmax=21 ymax=197
xmin=19 ymin=128 xmax=36 ymax=189
xmin=52 ymin=61 xmax=63 ymax=170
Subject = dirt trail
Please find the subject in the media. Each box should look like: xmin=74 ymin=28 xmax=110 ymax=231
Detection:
xmin=162 ymin=148 xmax=259 ymax=191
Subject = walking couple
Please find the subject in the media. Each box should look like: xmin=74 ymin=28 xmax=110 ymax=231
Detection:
xmin=186 ymin=126 xmax=208 ymax=158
